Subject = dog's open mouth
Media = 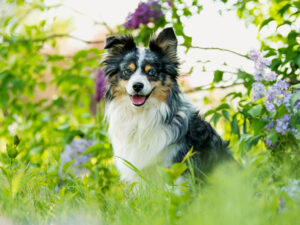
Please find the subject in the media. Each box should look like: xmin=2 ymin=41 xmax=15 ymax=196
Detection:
xmin=131 ymin=95 xmax=147 ymax=106
xmin=130 ymin=89 xmax=154 ymax=106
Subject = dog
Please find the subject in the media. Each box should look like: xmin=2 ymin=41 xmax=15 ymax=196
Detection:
xmin=103 ymin=27 xmax=233 ymax=184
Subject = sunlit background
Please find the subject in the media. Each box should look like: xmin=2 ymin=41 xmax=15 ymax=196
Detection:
xmin=23 ymin=0 xmax=260 ymax=85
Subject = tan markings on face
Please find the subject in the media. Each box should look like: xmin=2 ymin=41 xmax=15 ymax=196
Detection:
xmin=128 ymin=63 xmax=136 ymax=72
xmin=150 ymin=77 xmax=173 ymax=103
xmin=144 ymin=64 xmax=153 ymax=74
xmin=111 ymin=79 xmax=128 ymax=100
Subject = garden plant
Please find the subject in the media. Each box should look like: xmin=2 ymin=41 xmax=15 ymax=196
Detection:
xmin=0 ymin=0 xmax=299 ymax=224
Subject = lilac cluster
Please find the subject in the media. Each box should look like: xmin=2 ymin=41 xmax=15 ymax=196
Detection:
xmin=124 ymin=1 xmax=163 ymax=29
xmin=60 ymin=138 xmax=93 ymax=178
xmin=249 ymin=49 xmax=297 ymax=114
xmin=95 ymin=69 xmax=107 ymax=102
xmin=249 ymin=49 xmax=299 ymax=147
xmin=249 ymin=49 xmax=272 ymax=81
xmin=252 ymin=82 xmax=265 ymax=101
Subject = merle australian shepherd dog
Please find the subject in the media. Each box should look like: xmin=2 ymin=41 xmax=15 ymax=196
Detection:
xmin=103 ymin=27 xmax=233 ymax=184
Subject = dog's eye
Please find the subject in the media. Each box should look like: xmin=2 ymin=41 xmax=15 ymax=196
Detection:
xmin=123 ymin=69 xmax=132 ymax=76
xmin=147 ymin=69 xmax=156 ymax=76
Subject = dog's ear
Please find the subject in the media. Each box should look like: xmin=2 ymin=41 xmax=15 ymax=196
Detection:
xmin=104 ymin=35 xmax=136 ymax=52
xmin=149 ymin=27 xmax=178 ymax=62
xmin=102 ymin=35 xmax=136 ymax=76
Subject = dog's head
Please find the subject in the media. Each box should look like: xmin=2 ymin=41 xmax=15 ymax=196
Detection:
xmin=103 ymin=27 xmax=179 ymax=106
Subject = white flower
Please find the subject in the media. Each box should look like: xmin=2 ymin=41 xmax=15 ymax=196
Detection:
xmin=8 ymin=122 xmax=18 ymax=135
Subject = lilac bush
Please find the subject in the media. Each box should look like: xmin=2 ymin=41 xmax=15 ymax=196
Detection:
xmin=249 ymin=49 xmax=299 ymax=147
xmin=124 ymin=0 xmax=164 ymax=29
xmin=60 ymin=138 xmax=93 ymax=178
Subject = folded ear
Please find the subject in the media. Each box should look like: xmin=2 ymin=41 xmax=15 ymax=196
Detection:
xmin=104 ymin=35 xmax=136 ymax=52
xmin=149 ymin=27 xmax=178 ymax=62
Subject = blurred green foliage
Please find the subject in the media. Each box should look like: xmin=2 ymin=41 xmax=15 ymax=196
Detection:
xmin=0 ymin=0 xmax=299 ymax=224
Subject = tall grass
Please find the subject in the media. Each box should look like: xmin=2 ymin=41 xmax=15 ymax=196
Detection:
xmin=1 ymin=152 xmax=299 ymax=225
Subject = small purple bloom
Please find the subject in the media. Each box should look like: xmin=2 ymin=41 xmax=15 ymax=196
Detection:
xmin=289 ymin=128 xmax=298 ymax=134
xmin=275 ymin=114 xmax=291 ymax=135
xmin=274 ymin=80 xmax=289 ymax=93
xmin=266 ymin=86 xmax=280 ymax=102
xmin=264 ymin=70 xmax=277 ymax=81
xmin=282 ymin=91 xmax=292 ymax=110
xmin=249 ymin=49 xmax=260 ymax=61
xmin=60 ymin=138 xmax=93 ymax=178
xmin=95 ymin=69 xmax=107 ymax=102
xmin=265 ymin=138 xmax=274 ymax=147
xmin=252 ymin=82 xmax=265 ymax=101
xmin=265 ymin=101 xmax=276 ymax=112
xmin=265 ymin=119 xmax=274 ymax=130
xmin=254 ymin=70 xmax=263 ymax=81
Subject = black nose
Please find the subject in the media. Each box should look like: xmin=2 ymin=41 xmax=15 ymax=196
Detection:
xmin=133 ymin=82 xmax=144 ymax=92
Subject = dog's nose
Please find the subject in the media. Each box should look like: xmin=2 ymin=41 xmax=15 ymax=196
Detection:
xmin=133 ymin=82 xmax=144 ymax=92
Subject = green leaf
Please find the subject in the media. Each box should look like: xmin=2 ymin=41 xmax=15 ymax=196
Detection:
xmin=291 ymin=84 xmax=300 ymax=89
xmin=216 ymin=103 xmax=230 ymax=111
xmin=116 ymin=157 xmax=148 ymax=183
xmin=248 ymin=105 xmax=262 ymax=118
xmin=291 ymin=93 xmax=300 ymax=111
xmin=276 ymin=104 xmax=289 ymax=118
xmin=210 ymin=113 xmax=221 ymax=127
xmin=231 ymin=115 xmax=240 ymax=137
xmin=204 ymin=109 xmax=216 ymax=118
xmin=294 ymin=55 xmax=300 ymax=68
xmin=163 ymin=163 xmax=187 ymax=181
xmin=213 ymin=70 xmax=223 ymax=83
xmin=62 ymin=160 xmax=74 ymax=174
xmin=252 ymin=118 xmax=269 ymax=135
xmin=222 ymin=110 xmax=230 ymax=121
xmin=259 ymin=18 xmax=274 ymax=31
xmin=267 ymin=129 xmax=278 ymax=145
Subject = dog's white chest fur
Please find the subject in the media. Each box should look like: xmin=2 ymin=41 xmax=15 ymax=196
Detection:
xmin=106 ymin=97 xmax=179 ymax=182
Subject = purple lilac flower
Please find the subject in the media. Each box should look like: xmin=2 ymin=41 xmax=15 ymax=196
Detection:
xmin=95 ymin=69 xmax=107 ymax=102
xmin=275 ymin=114 xmax=291 ymax=135
xmin=254 ymin=70 xmax=263 ymax=81
xmin=290 ymin=128 xmax=298 ymax=134
xmin=265 ymin=119 xmax=274 ymax=130
xmin=265 ymin=101 xmax=276 ymax=112
xmin=264 ymin=70 xmax=277 ymax=81
xmin=249 ymin=49 xmax=261 ymax=61
xmin=274 ymin=80 xmax=289 ymax=93
xmin=265 ymin=138 xmax=274 ymax=147
xmin=124 ymin=0 xmax=163 ymax=30
xmin=252 ymin=82 xmax=265 ymax=101
xmin=249 ymin=49 xmax=272 ymax=80
xmin=60 ymin=138 xmax=93 ymax=178
xmin=265 ymin=85 xmax=280 ymax=102
xmin=283 ymin=93 xmax=292 ymax=109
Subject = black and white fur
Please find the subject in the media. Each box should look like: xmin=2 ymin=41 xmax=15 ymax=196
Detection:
xmin=103 ymin=28 xmax=232 ymax=183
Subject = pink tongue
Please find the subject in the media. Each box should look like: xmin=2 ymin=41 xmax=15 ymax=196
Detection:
xmin=131 ymin=95 xmax=146 ymax=105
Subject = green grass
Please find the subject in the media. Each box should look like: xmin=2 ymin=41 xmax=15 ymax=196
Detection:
xmin=1 ymin=150 xmax=300 ymax=225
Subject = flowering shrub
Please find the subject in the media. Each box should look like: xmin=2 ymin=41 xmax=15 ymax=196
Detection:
xmin=124 ymin=1 xmax=164 ymax=29
xmin=248 ymin=50 xmax=299 ymax=147
xmin=60 ymin=138 xmax=93 ymax=178
xmin=0 ymin=0 xmax=299 ymax=224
